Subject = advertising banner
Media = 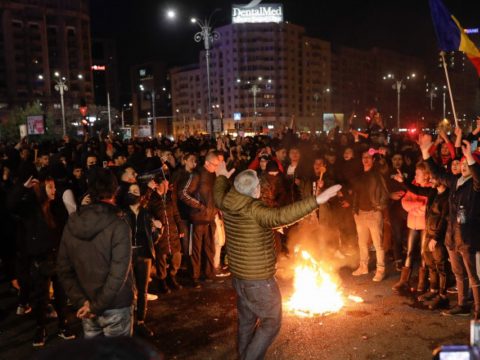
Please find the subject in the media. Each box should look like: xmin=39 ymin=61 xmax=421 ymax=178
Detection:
xmin=232 ymin=3 xmax=283 ymax=23
xmin=138 ymin=125 xmax=152 ymax=138
xmin=323 ymin=113 xmax=345 ymax=132
xmin=27 ymin=115 xmax=45 ymax=135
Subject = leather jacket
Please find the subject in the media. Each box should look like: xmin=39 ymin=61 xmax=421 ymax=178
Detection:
xmin=352 ymin=168 xmax=389 ymax=214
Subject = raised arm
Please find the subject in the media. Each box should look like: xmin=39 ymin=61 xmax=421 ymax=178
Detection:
xmin=213 ymin=161 xmax=236 ymax=211
xmin=392 ymin=169 xmax=434 ymax=198
xmin=252 ymin=185 xmax=341 ymax=228
xmin=214 ymin=176 xmax=232 ymax=211
xmin=419 ymin=134 xmax=456 ymax=189
xmin=461 ymin=140 xmax=480 ymax=192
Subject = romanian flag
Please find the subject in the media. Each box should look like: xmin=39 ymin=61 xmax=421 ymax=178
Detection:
xmin=429 ymin=0 xmax=480 ymax=76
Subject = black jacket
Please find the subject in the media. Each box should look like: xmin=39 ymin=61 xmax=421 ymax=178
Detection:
xmin=147 ymin=190 xmax=182 ymax=255
xmin=57 ymin=202 xmax=134 ymax=315
xmin=426 ymin=157 xmax=480 ymax=251
xmin=7 ymin=185 xmax=61 ymax=256
xmin=402 ymin=181 xmax=449 ymax=244
xmin=124 ymin=206 xmax=156 ymax=259
xmin=352 ymin=169 xmax=389 ymax=214
xmin=178 ymin=167 xmax=217 ymax=224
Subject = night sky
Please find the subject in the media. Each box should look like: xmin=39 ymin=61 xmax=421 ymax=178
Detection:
xmin=90 ymin=0 xmax=480 ymax=97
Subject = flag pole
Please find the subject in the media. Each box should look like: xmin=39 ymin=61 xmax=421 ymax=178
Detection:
xmin=440 ymin=51 xmax=459 ymax=128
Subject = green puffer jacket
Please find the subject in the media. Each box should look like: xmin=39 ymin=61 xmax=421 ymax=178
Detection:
xmin=214 ymin=176 xmax=319 ymax=280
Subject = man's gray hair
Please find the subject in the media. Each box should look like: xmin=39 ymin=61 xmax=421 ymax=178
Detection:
xmin=234 ymin=170 xmax=259 ymax=197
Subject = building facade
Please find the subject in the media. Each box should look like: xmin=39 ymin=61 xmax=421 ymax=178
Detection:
xmin=172 ymin=22 xmax=333 ymax=135
xmin=171 ymin=21 xmax=428 ymax=135
xmin=0 ymin=0 xmax=93 ymax=120
xmin=170 ymin=64 xmax=204 ymax=134
xmin=130 ymin=61 xmax=171 ymax=135
xmin=170 ymin=19 xmax=478 ymax=135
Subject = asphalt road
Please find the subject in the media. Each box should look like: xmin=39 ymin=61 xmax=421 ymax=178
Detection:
xmin=0 ymin=261 xmax=472 ymax=360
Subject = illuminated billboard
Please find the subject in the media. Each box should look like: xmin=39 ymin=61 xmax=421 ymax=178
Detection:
xmin=232 ymin=3 xmax=283 ymax=24
xmin=323 ymin=113 xmax=345 ymax=132
xmin=26 ymin=115 xmax=45 ymax=135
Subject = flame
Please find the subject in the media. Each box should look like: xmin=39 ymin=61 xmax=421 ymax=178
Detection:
xmin=285 ymin=249 xmax=364 ymax=317
xmin=347 ymin=295 xmax=364 ymax=303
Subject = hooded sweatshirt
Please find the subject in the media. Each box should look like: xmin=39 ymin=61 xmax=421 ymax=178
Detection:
xmin=57 ymin=202 xmax=134 ymax=315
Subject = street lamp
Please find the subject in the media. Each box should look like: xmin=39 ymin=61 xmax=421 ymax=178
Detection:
xmin=250 ymin=84 xmax=261 ymax=123
xmin=442 ymin=85 xmax=447 ymax=119
xmin=237 ymin=77 xmax=274 ymax=132
xmin=139 ymin=85 xmax=156 ymax=137
xmin=121 ymin=103 xmax=133 ymax=128
xmin=312 ymin=88 xmax=330 ymax=132
xmin=53 ymin=73 xmax=68 ymax=137
xmin=192 ymin=13 xmax=220 ymax=135
xmin=313 ymin=92 xmax=320 ymax=133
xmin=167 ymin=9 xmax=220 ymax=135
xmin=166 ymin=9 xmax=176 ymax=19
xmin=38 ymin=72 xmax=84 ymax=136
xmin=167 ymin=10 xmax=219 ymax=135
xmin=383 ymin=73 xmax=416 ymax=129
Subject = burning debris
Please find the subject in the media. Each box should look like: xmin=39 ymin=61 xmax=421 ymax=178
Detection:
xmin=284 ymin=247 xmax=363 ymax=317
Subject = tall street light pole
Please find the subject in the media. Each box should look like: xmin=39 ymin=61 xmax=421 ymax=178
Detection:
xmin=151 ymin=89 xmax=156 ymax=136
xmin=53 ymin=73 xmax=68 ymax=137
xmin=140 ymin=85 xmax=156 ymax=137
xmin=107 ymin=91 xmax=112 ymax=132
xmin=393 ymin=80 xmax=405 ymax=130
xmin=166 ymin=9 xmax=220 ymax=135
xmin=442 ymin=85 xmax=447 ymax=119
xmin=251 ymin=84 xmax=261 ymax=124
xmin=192 ymin=14 xmax=220 ymax=136
xmin=313 ymin=92 xmax=319 ymax=133
xmin=383 ymin=73 xmax=415 ymax=130
xmin=427 ymin=86 xmax=437 ymax=111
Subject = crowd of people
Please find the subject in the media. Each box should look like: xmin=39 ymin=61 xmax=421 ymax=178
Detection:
xmin=1 ymin=111 xmax=480 ymax=358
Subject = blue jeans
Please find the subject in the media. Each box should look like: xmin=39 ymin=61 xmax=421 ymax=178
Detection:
xmin=82 ymin=306 xmax=133 ymax=338
xmin=232 ymin=277 xmax=282 ymax=360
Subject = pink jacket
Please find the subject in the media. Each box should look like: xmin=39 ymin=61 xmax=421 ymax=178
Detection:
xmin=401 ymin=188 xmax=428 ymax=230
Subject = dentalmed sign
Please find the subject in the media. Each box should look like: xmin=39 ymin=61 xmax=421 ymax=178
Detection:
xmin=232 ymin=3 xmax=283 ymax=24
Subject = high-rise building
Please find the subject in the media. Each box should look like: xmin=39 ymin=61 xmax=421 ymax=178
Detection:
xmin=172 ymin=21 xmax=332 ymax=135
xmin=175 ymin=20 xmax=429 ymax=135
xmin=91 ymin=38 xmax=119 ymax=108
xmin=170 ymin=64 xmax=204 ymax=134
xmin=0 ymin=0 xmax=94 ymax=118
xmin=170 ymin=5 xmax=478 ymax=135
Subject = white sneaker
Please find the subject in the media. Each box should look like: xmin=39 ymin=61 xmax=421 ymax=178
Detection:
xmin=352 ymin=266 xmax=369 ymax=276
xmin=147 ymin=293 xmax=158 ymax=301
xmin=373 ymin=269 xmax=386 ymax=282
xmin=16 ymin=304 xmax=32 ymax=315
